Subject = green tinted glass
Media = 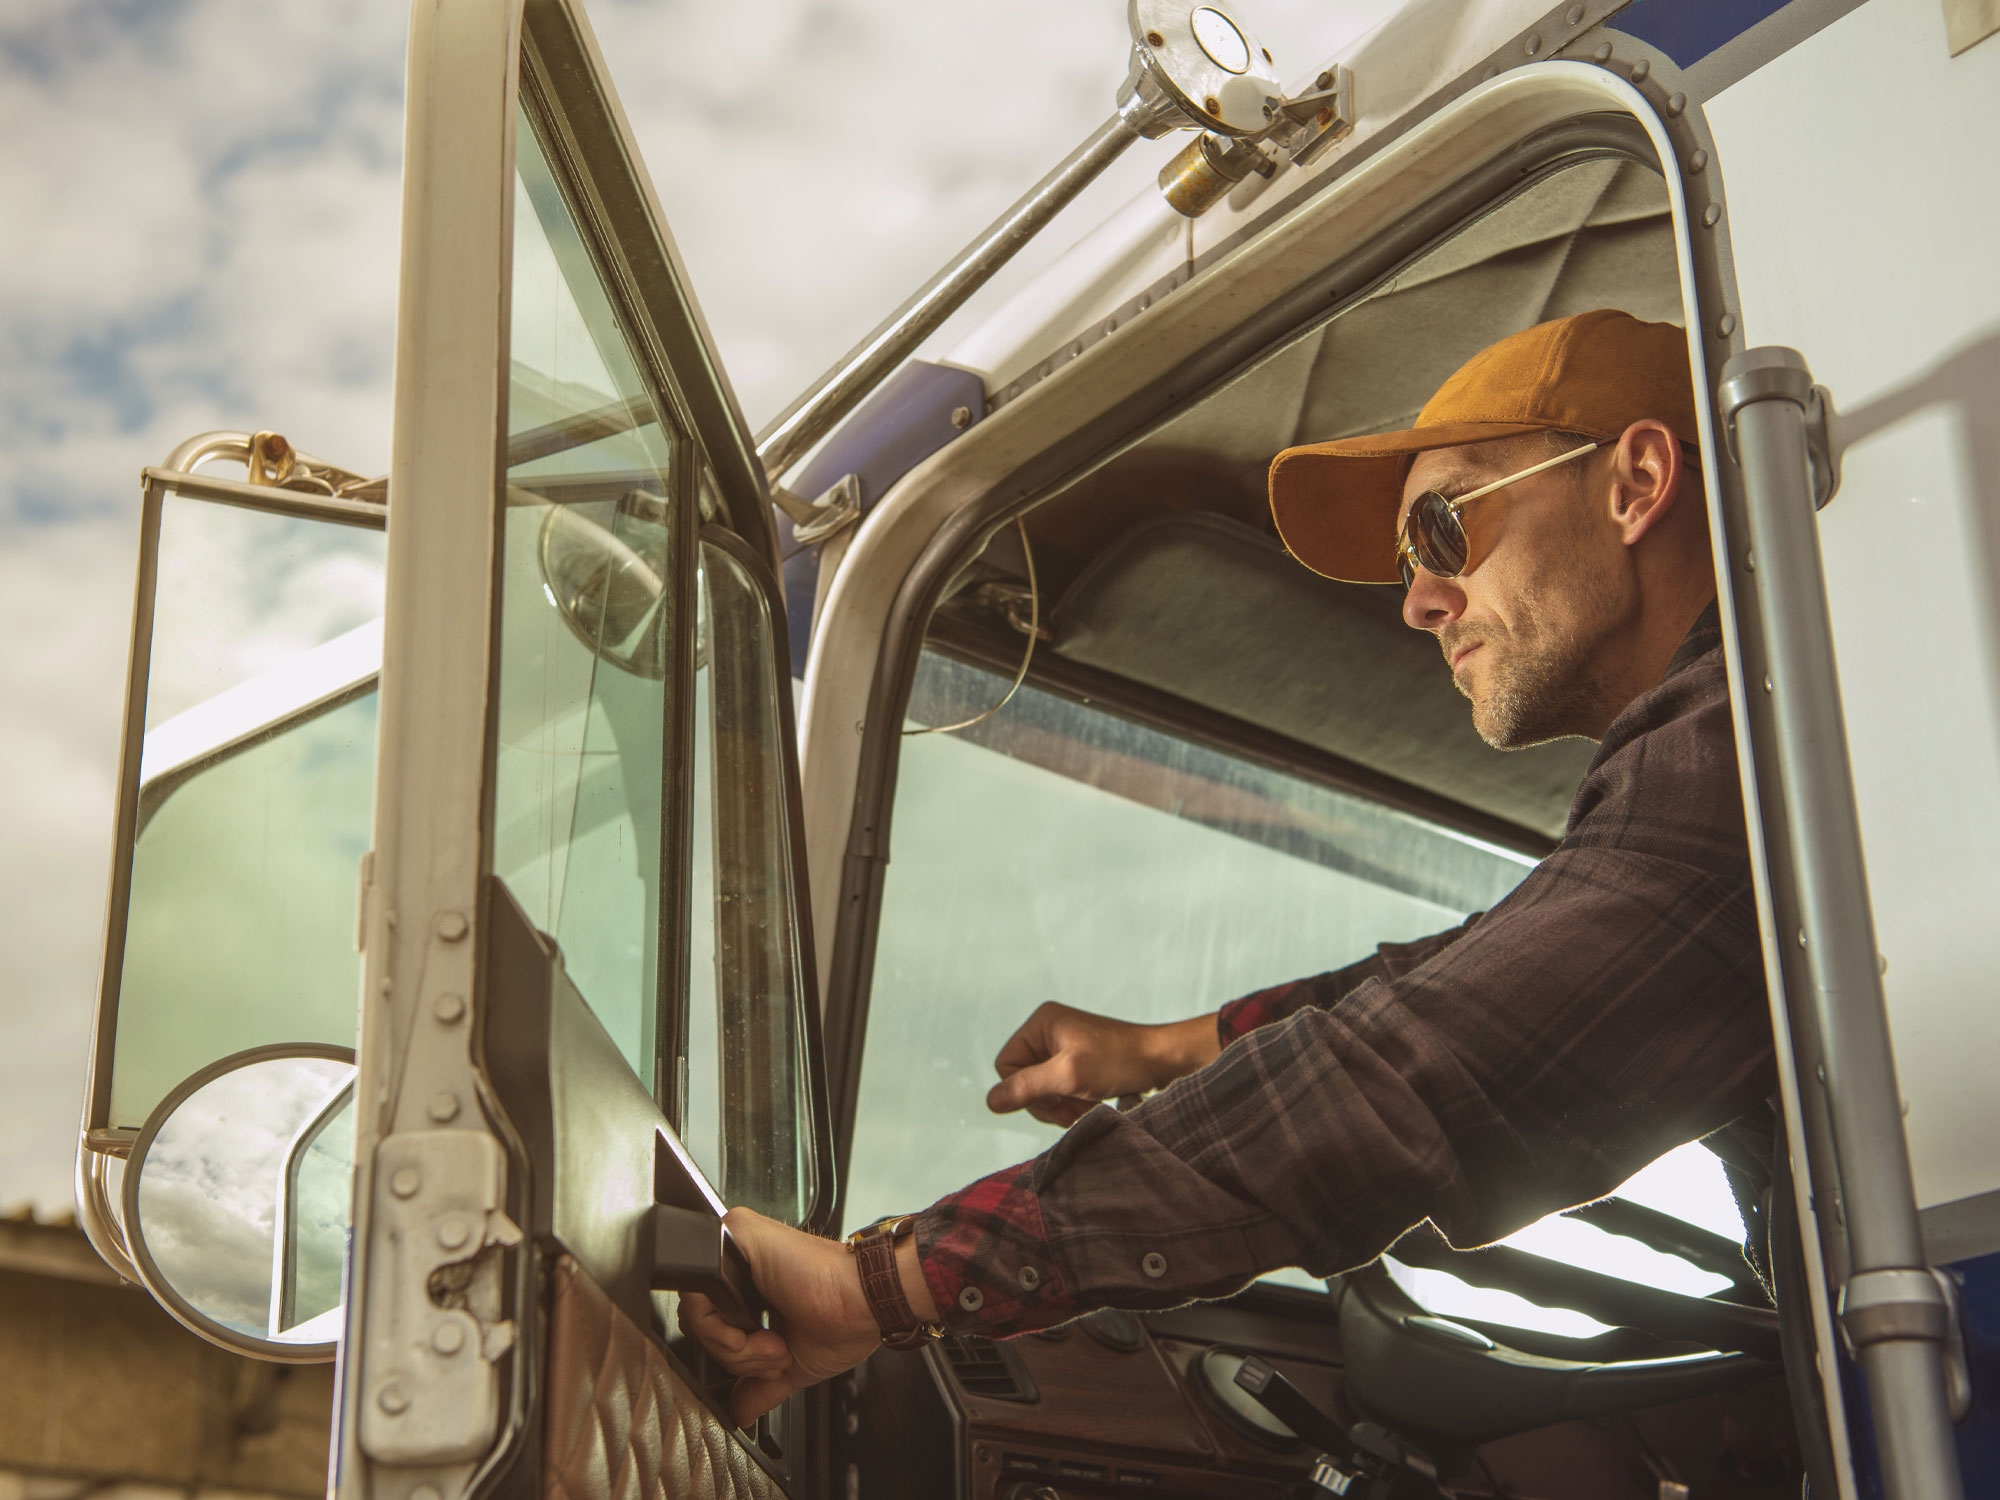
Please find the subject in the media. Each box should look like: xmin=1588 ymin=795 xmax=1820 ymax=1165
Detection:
xmin=493 ymin=103 xmax=685 ymax=1088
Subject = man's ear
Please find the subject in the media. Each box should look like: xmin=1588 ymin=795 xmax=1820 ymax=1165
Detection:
xmin=1606 ymin=419 xmax=1683 ymax=547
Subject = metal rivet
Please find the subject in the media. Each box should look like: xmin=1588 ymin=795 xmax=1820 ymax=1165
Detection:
xmin=390 ymin=1166 xmax=422 ymax=1199
xmin=1630 ymin=58 xmax=1650 ymax=81
xmin=1763 ymin=675 xmax=1774 ymax=694
xmin=1703 ymin=203 xmax=1723 ymax=228
xmin=434 ymin=992 xmax=466 ymax=1024
xmin=1315 ymin=69 xmax=1334 ymax=90
xmin=1667 ymin=91 xmax=1687 ymax=116
xmin=1879 ymin=953 xmax=1889 ymax=975
xmin=1525 ymin=33 xmax=1542 ymax=56
xmin=1018 ymin=1265 xmax=1042 ymax=1291
xmin=1203 ymin=95 xmax=1221 ymax=116
xmin=1593 ymin=41 xmax=1614 ymax=62
xmin=958 ymin=1286 xmax=985 ymax=1312
xmin=1141 ymin=1252 xmax=1168 ymax=1279
xmin=843 ymin=1411 xmax=861 ymax=1436
xmin=1566 ymin=3 xmax=1586 ymax=23
xmin=1798 ymin=928 xmax=1809 ymax=949
xmin=1818 ymin=1064 xmax=1828 ymax=1082
xmin=428 ymin=1091 xmax=461 ymax=1124
xmin=432 ymin=1321 xmax=466 ymax=1356
xmin=377 ymin=1383 xmax=411 ymax=1415
xmin=437 ymin=1216 xmax=473 ymax=1251
xmin=1138 ymin=294 xmax=1151 ymax=310
xmin=435 ymin=911 xmax=468 ymax=943
xmin=1717 ymin=313 xmax=1737 ymax=337
xmin=1689 ymin=148 xmax=1709 ymax=173
xmin=1104 ymin=316 xmax=1118 ymax=333
xmin=1145 ymin=29 xmax=1164 ymax=47
xmin=950 ymin=406 xmax=972 ymax=430
xmin=1745 ymin=549 xmax=1756 ymax=572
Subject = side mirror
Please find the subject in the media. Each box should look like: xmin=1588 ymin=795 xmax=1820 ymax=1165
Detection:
xmin=122 ymin=1044 xmax=356 ymax=1363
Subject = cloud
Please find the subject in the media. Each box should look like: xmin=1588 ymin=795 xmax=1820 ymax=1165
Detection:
xmin=0 ymin=0 xmax=1403 ymax=1216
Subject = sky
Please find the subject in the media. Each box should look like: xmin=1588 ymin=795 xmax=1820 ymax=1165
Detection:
xmin=0 ymin=0 xmax=1406 ymax=1215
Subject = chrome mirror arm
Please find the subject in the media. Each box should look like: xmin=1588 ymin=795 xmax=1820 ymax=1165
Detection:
xmin=754 ymin=0 xmax=1283 ymax=483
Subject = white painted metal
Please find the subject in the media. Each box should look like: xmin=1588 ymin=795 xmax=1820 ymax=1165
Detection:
xmin=340 ymin=0 xmax=523 ymax=1493
xmin=1707 ymin=0 xmax=2000 ymax=1216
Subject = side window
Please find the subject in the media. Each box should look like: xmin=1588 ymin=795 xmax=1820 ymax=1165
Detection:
xmin=494 ymin=94 xmax=820 ymax=1224
xmin=682 ymin=533 xmax=819 ymax=1225
xmin=848 ymin=647 xmax=1534 ymax=1228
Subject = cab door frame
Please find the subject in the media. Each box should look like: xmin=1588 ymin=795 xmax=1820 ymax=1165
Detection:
xmin=343 ymin=1 xmax=820 ymax=1494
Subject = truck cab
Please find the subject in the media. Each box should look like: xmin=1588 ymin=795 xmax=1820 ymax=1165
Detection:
xmin=77 ymin=2 xmax=2000 ymax=1498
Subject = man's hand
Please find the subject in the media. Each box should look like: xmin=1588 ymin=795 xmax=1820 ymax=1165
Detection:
xmin=987 ymin=1002 xmax=1221 ymax=1127
xmin=678 ymin=1207 xmax=917 ymax=1429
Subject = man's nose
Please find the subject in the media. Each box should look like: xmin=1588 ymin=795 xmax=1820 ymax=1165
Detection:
xmin=1401 ymin=566 xmax=1464 ymax=633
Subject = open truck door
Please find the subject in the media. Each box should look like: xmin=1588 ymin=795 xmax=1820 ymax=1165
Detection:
xmin=339 ymin=0 xmax=831 ymax=1494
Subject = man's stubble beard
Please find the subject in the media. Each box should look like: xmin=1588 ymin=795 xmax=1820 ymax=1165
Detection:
xmin=1450 ymin=557 xmax=1621 ymax=751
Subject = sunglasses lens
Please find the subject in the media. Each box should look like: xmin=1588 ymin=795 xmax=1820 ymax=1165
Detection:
xmin=1408 ymin=491 xmax=1468 ymax=577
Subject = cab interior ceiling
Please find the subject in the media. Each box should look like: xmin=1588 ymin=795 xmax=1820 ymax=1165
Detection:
xmin=938 ymin=158 xmax=1682 ymax=843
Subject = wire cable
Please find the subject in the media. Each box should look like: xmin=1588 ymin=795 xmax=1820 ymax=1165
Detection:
xmin=904 ymin=517 xmax=1039 ymax=736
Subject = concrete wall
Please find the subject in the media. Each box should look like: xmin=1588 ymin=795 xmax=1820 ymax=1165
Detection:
xmin=0 ymin=1215 xmax=331 ymax=1497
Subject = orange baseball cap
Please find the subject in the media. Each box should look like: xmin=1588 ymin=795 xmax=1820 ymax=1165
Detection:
xmin=1267 ymin=309 xmax=1701 ymax=584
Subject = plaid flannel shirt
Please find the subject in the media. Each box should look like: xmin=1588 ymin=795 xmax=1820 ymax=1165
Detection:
xmin=911 ymin=607 xmax=1776 ymax=1335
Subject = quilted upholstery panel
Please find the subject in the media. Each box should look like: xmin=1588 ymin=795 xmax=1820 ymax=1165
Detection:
xmin=542 ymin=1254 xmax=776 ymax=1500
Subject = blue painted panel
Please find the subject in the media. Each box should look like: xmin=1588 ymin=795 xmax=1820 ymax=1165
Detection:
xmin=1836 ymin=1247 xmax=2000 ymax=1497
xmin=777 ymin=360 xmax=986 ymax=676
xmin=1613 ymin=0 xmax=1792 ymax=67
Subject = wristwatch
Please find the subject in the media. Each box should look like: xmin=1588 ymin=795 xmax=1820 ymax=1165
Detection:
xmin=845 ymin=1213 xmax=945 ymax=1350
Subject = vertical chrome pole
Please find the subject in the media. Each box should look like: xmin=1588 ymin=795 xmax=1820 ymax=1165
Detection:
xmin=1720 ymin=347 xmax=1964 ymax=1500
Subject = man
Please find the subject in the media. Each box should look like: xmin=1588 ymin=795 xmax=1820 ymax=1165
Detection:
xmin=683 ymin=308 xmax=1776 ymax=1426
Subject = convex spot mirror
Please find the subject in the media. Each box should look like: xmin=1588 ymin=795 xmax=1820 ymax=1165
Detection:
xmin=123 ymin=1043 xmax=355 ymax=1363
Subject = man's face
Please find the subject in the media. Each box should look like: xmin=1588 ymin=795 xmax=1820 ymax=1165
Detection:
xmin=1398 ymin=436 xmax=1631 ymax=748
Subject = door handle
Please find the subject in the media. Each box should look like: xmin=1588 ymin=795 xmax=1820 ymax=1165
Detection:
xmin=648 ymin=1204 xmax=768 ymax=1331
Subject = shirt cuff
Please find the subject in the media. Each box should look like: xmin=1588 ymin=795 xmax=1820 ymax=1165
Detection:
xmin=1216 ymin=977 xmax=1322 ymax=1044
xmin=913 ymin=1159 xmax=1083 ymax=1338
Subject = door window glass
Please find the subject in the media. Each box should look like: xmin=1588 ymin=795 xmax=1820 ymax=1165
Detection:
xmin=492 ymin=101 xmax=685 ymax=1088
xmin=681 ymin=537 xmax=817 ymax=1226
xmin=849 ymin=648 xmax=1534 ymax=1232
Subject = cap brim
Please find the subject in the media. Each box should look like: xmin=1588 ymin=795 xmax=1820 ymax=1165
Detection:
xmin=1268 ymin=421 xmax=1550 ymax=584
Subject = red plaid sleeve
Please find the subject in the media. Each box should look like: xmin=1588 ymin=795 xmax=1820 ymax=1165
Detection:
xmin=914 ymin=1159 xmax=1077 ymax=1336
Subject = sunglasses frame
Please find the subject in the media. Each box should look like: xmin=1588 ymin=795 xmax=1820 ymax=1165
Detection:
xmin=1396 ymin=439 xmax=1607 ymax=590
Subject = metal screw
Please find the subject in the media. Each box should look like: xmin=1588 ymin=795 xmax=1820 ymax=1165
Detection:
xmin=1630 ymin=57 xmax=1650 ymax=81
xmin=1717 ymin=312 xmax=1738 ymax=337
xmin=1316 ymin=107 xmax=1333 ymax=126
xmin=1703 ymin=203 xmax=1723 ymax=228
xmin=434 ymin=992 xmax=466 ymax=1024
xmin=427 ymin=1090 xmax=461 ymax=1124
xmin=377 ymin=1383 xmax=411 ymax=1415
xmin=435 ymin=911 xmax=468 ymax=943
xmin=1146 ymin=29 xmax=1164 ymax=47
xmin=390 ymin=1166 xmax=422 ymax=1199
xmin=437 ymin=1216 xmax=473 ymax=1251
xmin=1525 ymin=33 xmax=1542 ymax=56
xmin=950 ymin=405 xmax=972 ymax=430
xmin=1315 ymin=69 xmax=1333 ymax=90
xmin=1204 ymin=95 xmax=1221 ymax=115
xmin=1667 ymin=91 xmax=1687 ymax=116
xmin=432 ymin=1321 xmax=466 ymax=1356
xmin=975 ymin=1445 xmax=992 ymax=1463
xmin=1689 ymin=148 xmax=1709 ymax=173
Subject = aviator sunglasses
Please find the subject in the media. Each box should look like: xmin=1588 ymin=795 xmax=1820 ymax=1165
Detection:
xmin=1396 ymin=439 xmax=1607 ymax=590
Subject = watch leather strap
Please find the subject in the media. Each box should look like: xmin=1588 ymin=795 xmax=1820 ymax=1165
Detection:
xmin=846 ymin=1214 xmax=943 ymax=1350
